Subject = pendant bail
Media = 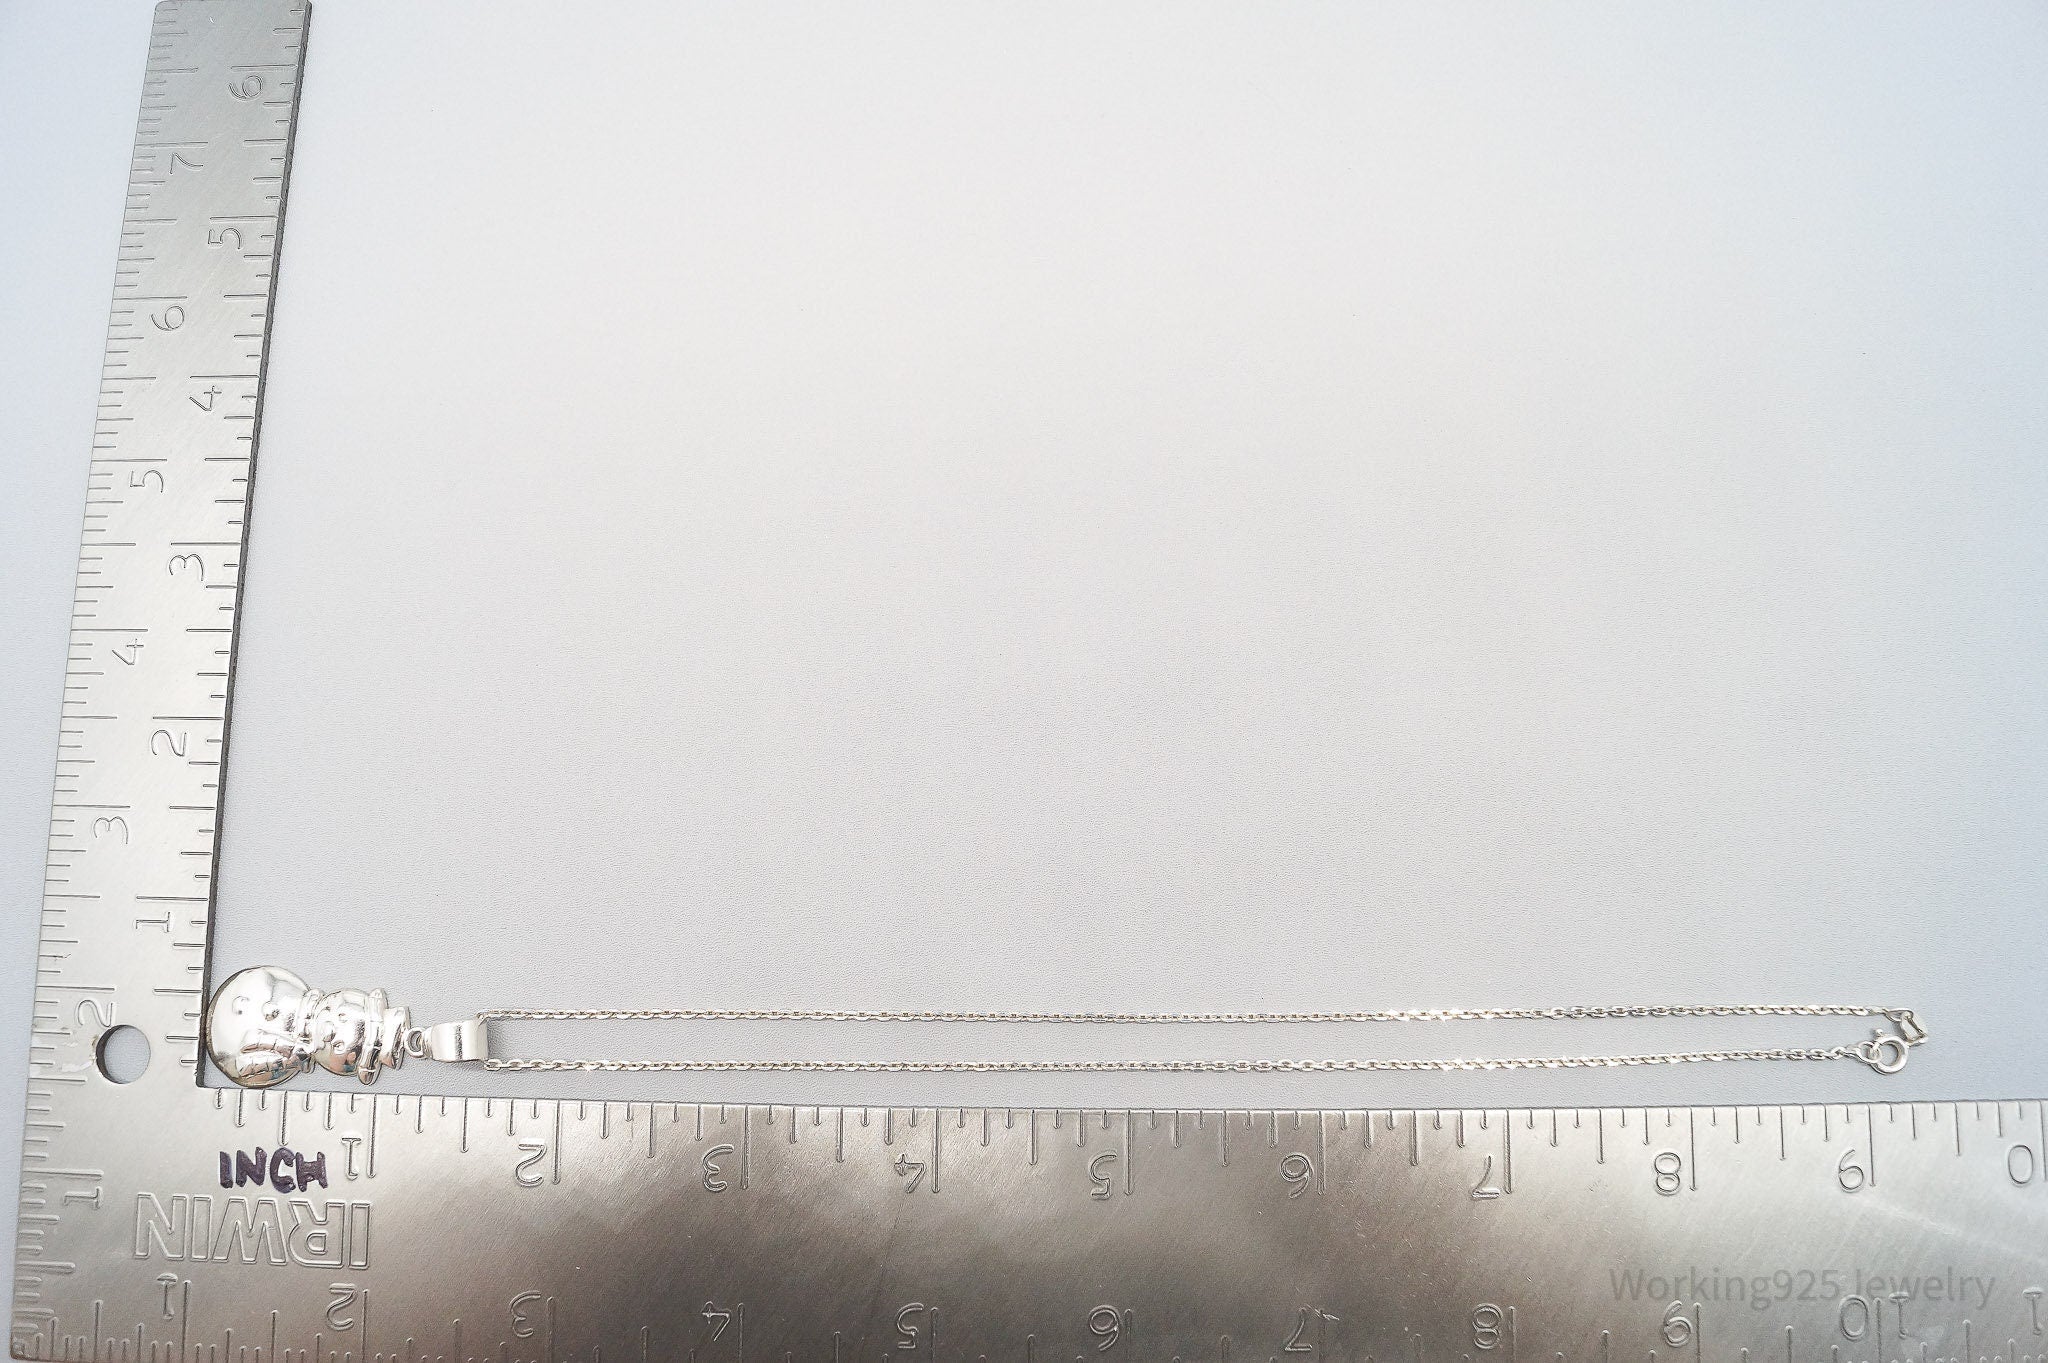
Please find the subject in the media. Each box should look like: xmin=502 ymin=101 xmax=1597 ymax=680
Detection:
xmin=411 ymin=1017 xmax=491 ymax=1064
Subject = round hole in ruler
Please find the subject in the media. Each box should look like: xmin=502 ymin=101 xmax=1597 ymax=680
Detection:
xmin=95 ymin=1026 xmax=150 ymax=1085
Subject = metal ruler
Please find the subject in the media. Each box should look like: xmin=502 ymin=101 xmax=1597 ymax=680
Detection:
xmin=15 ymin=7 xmax=2048 ymax=1363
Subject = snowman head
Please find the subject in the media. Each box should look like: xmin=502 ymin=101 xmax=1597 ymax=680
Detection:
xmin=204 ymin=965 xmax=318 ymax=1089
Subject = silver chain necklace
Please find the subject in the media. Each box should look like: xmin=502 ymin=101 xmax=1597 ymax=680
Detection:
xmin=202 ymin=965 xmax=1930 ymax=1090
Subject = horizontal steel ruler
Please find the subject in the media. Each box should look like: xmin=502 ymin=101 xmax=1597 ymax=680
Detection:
xmin=19 ymin=1092 xmax=2048 ymax=1363
xmin=14 ymin=8 xmax=2047 ymax=1363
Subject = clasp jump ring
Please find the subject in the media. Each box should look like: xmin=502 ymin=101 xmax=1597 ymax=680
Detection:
xmin=1858 ymin=1010 xmax=1928 ymax=1074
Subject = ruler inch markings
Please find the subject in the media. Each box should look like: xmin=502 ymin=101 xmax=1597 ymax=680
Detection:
xmin=15 ymin=3 xmax=312 ymax=1358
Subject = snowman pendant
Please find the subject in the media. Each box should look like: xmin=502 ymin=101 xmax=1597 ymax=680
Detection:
xmin=202 ymin=966 xmax=418 ymax=1088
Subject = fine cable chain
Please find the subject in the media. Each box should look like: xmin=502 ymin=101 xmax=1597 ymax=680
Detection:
xmin=472 ymin=1003 xmax=1928 ymax=1076
xmin=481 ymin=1051 xmax=1860 ymax=1075
xmin=201 ymin=969 xmax=1932 ymax=1089
xmin=476 ymin=1003 xmax=1890 ymax=1024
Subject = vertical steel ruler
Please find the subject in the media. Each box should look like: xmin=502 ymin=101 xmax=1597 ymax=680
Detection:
xmin=19 ymin=0 xmax=313 ymax=1344
xmin=13 ymin=9 xmax=2048 ymax=1363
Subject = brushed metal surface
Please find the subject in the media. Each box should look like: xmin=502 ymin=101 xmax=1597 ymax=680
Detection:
xmin=13 ymin=9 xmax=2047 ymax=1363
xmin=18 ymin=1094 xmax=2048 ymax=1363
xmin=14 ymin=0 xmax=314 ymax=1349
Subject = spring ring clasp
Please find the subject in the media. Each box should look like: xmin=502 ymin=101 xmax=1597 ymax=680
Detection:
xmin=1857 ymin=1009 xmax=1928 ymax=1074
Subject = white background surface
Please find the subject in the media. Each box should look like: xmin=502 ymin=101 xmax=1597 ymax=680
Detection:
xmin=4 ymin=0 xmax=2046 ymax=1266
